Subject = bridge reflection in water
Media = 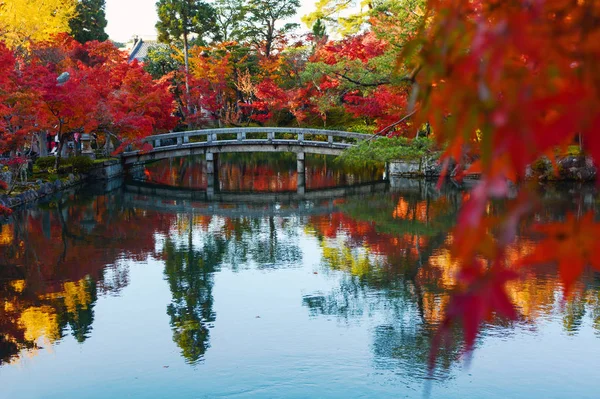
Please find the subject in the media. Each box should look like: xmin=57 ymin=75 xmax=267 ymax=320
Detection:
xmin=132 ymin=152 xmax=386 ymax=197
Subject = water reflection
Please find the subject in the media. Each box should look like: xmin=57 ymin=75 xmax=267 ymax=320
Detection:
xmin=141 ymin=153 xmax=384 ymax=191
xmin=0 ymin=173 xmax=599 ymax=396
xmin=163 ymin=226 xmax=220 ymax=364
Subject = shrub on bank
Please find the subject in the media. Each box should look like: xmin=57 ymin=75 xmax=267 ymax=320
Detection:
xmin=337 ymin=137 xmax=435 ymax=166
xmin=35 ymin=156 xmax=95 ymax=174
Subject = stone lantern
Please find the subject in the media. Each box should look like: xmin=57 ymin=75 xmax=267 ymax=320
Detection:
xmin=81 ymin=133 xmax=95 ymax=159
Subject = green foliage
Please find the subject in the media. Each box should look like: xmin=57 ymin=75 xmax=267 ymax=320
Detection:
xmin=69 ymin=0 xmax=109 ymax=43
xmin=156 ymin=0 xmax=218 ymax=46
xmin=213 ymin=0 xmax=247 ymax=42
xmin=35 ymin=156 xmax=54 ymax=170
xmin=337 ymin=137 xmax=434 ymax=166
xmin=312 ymin=18 xmax=327 ymax=39
xmin=144 ymin=45 xmax=182 ymax=78
xmin=36 ymin=156 xmax=95 ymax=174
xmin=36 ymin=156 xmax=65 ymax=170
xmin=70 ymin=156 xmax=94 ymax=173
xmin=244 ymin=0 xmax=300 ymax=57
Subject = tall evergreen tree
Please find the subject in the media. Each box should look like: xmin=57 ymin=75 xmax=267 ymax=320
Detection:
xmin=155 ymin=0 xmax=217 ymax=102
xmin=69 ymin=0 xmax=109 ymax=43
xmin=245 ymin=0 xmax=300 ymax=57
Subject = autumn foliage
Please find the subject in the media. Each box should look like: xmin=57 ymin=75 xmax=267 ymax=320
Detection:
xmin=0 ymin=35 xmax=176 ymax=186
xmin=404 ymin=0 xmax=600 ymax=368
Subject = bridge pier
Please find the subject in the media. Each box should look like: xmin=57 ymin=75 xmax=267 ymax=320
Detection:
xmin=297 ymin=152 xmax=305 ymax=174
xmin=297 ymin=152 xmax=305 ymax=195
xmin=206 ymin=152 xmax=218 ymax=174
xmin=206 ymin=152 xmax=219 ymax=200
xmin=297 ymin=172 xmax=305 ymax=195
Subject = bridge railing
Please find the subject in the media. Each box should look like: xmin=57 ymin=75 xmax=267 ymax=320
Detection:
xmin=138 ymin=127 xmax=372 ymax=151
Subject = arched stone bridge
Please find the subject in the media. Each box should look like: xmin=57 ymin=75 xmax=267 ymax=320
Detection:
xmin=122 ymin=127 xmax=373 ymax=173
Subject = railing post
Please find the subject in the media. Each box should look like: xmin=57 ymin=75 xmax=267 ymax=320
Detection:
xmin=177 ymin=136 xmax=182 ymax=146
xmin=207 ymin=133 xmax=212 ymax=143
xmin=328 ymin=135 xmax=333 ymax=144
xmin=298 ymin=132 xmax=304 ymax=142
xmin=183 ymin=135 xmax=189 ymax=144
xmin=212 ymin=133 xmax=218 ymax=142
xmin=154 ymin=139 xmax=160 ymax=148
xmin=268 ymin=131 xmax=274 ymax=142
xmin=237 ymin=131 xmax=243 ymax=142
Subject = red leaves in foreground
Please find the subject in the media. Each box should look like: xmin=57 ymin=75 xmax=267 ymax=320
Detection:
xmin=519 ymin=212 xmax=600 ymax=294
xmin=430 ymin=260 xmax=519 ymax=369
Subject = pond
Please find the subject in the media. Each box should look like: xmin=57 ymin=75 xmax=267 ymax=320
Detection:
xmin=0 ymin=155 xmax=599 ymax=398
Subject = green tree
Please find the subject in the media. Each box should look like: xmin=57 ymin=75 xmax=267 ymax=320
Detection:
xmin=312 ymin=18 xmax=327 ymax=40
xmin=213 ymin=0 xmax=247 ymax=43
xmin=69 ymin=0 xmax=109 ymax=43
xmin=245 ymin=0 xmax=300 ymax=57
xmin=144 ymin=45 xmax=182 ymax=79
xmin=155 ymin=0 xmax=217 ymax=81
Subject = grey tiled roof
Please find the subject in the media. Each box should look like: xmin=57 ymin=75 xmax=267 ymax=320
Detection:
xmin=128 ymin=39 xmax=167 ymax=63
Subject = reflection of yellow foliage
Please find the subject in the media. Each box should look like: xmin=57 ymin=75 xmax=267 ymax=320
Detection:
xmin=44 ymin=278 xmax=92 ymax=315
xmin=10 ymin=279 xmax=25 ymax=293
xmin=19 ymin=306 xmax=60 ymax=343
xmin=63 ymin=280 xmax=92 ymax=314
xmin=421 ymin=292 xmax=450 ymax=324
xmin=392 ymin=197 xmax=432 ymax=223
xmin=0 ymin=224 xmax=13 ymax=245
xmin=320 ymin=240 xmax=378 ymax=277
xmin=426 ymin=249 xmax=460 ymax=288
xmin=4 ymin=300 xmax=15 ymax=312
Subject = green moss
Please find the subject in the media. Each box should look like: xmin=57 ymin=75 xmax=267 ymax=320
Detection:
xmin=337 ymin=137 xmax=435 ymax=166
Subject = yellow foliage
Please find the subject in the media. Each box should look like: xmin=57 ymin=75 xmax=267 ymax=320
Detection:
xmin=302 ymin=0 xmax=373 ymax=36
xmin=0 ymin=0 xmax=76 ymax=49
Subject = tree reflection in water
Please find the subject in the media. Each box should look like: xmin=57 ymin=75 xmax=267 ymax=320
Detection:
xmin=0 ymin=177 xmax=599 ymax=381
xmin=162 ymin=217 xmax=223 ymax=364
xmin=161 ymin=212 xmax=304 ymax=362
xmin=302 ymin=181 xmax=600 ymax=376
xmin=0 ymin=184 xmax=173 ymax=364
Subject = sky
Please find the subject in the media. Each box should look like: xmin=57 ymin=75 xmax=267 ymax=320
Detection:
xmin=105 ymin=0 xmax=318 ymax=43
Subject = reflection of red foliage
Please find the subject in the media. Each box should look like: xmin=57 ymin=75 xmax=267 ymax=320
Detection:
xmin=518 ymin=212 xmax=600 ymax=295
xmin=144 ymin=159 xmax=377 ymax=192
xmin=430 ymin=260 xmax=519 ymax=368
xmin=2 ymin=194 xmax=175 ymax=293
xmin=0 ymin=204 xmax=12 ymax=217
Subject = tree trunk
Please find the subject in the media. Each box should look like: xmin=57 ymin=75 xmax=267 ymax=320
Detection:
xmin=183 ymin=32 xmax=192 ymax=115
xmin=265 ymin=24 xmax=274 ymax=57
xmin=37 ymin=131 xmax=48 ymax=157
xmin=55 ymin=136 xmax=65 ymax=171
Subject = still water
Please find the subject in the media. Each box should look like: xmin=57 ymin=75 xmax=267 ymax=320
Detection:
xmin=0 ymin=155 xmax=599 ymax=398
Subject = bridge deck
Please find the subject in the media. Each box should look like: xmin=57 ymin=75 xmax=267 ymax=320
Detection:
xmin=122 ymin=128 xmax=372 ymax=165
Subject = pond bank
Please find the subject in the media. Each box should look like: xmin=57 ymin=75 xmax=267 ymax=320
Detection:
xmin=389 ymin=155 xmax=597 ymax=182
xmin=0 ymin=159 xmax=124 ymax=211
